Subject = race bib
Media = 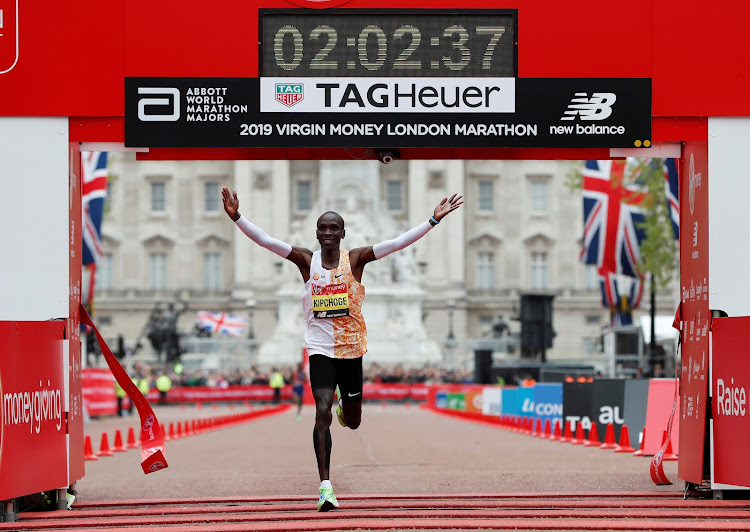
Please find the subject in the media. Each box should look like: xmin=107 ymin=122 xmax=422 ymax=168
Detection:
xmin=312 ymin=283 xmax=350 ymax=318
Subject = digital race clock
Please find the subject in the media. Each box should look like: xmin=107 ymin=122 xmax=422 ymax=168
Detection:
xmin=260 ymin=10 xmax=517 ymax=77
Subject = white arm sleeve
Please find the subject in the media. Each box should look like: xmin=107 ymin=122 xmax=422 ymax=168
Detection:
xmin=372 ymin=220 xmax=433 ymax=260
xmin=235 ymin=215 xmax=292 ymax=258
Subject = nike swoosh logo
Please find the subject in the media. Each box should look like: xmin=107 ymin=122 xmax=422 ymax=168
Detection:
xmin=348 ymin=392 xmax=360 ymax=397
xmin=334 ymin=273 xmax=344 ymax=278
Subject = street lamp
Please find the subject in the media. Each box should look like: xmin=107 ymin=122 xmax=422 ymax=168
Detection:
xmin=245 ymin=298 xmax=256 ymax=340
xmin=446 ymin=299 xmax=456 ymax=340
xmin=445 ymin=299 xmax=457 ymax=366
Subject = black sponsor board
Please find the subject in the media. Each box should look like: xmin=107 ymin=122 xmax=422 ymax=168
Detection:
xmin=592 ymin=379 xmax=626 ymax=442
xmin=562 ymin=382 xmax=593 ymax=434
xmin=125 ymin=77 xmax=651 ymax=149
xmin=623 ymin=379 xmax=650 ymax=445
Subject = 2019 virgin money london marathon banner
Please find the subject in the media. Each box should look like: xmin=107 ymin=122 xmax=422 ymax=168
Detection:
xmin=125 ymin=77 xmax=651 ymax=149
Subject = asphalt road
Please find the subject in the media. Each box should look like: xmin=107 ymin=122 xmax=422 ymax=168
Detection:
xmin=74 ymin=402 xmax=682 ymax=501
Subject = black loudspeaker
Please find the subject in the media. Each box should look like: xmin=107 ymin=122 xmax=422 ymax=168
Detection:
xmin=474 ymin=349 xmax=493 ymax=384
xmin=520 ymin=294 xmax=555 ymax=357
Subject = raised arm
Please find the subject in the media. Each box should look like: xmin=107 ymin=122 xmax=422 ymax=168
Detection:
xmin=349 ymin=193 xmax=463 ymax=280
xmin=222 ymin=187 xmax=313 ymax=280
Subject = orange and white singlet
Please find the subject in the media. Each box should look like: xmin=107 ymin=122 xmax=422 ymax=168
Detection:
xmin=302 ymin=249 xmax=367 ymax=359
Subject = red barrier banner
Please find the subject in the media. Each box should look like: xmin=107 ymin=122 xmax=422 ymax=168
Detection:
xmin=79 ymin=381 xmax=437 ymax=410
xmin=159 ymin=386 xmax=281 ymax=403
xmin=642 ymin=379 xmax=681 ymax=455
xmin=650 ymin=378 xmax=679 ymax=485
xmin=81 ymin=367 xmax=118 ymax=416
xmin=711 ymin=316 xmax=750 ymax=488
xmin=129 ymin=383 xmax=432 ymax=404
xmin=0 ymin=321 xmax=67 ymax=500
xmin=80 ymin=305 xmax=167 ymax=474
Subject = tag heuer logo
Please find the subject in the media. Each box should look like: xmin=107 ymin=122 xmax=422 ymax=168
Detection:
xmin=276 ymin=84 xmax=303 ymax=107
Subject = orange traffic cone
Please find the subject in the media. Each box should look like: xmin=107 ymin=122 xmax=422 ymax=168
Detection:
xmin=168 ymin=422 xmax=176 ymax=440
xmin=615 ymin=424 xmax=636 ymax=453
xmin=532 ymin=417 xmax=542 ymax=437
xmin=599 ymin=423 xmax=617 ymax=450
xmin=112 ymin=429 xmax=127 ymax=452
xmin=541 ymin=418 xmax=551 ymax=439
xmin=661 ymin=430 xmax=678 ymax=460
xmin=162 ymin=423 xmax=169 ymax=441
xmin=126 ymin=427 xmax=138 ymax=449
xmin=559 ymin=420 xmax=572 ymax=443
xmin=633 ymin=428 xmax=646 ymax=456
xmin=571 ymin=422 xmax=585 ymax=445
xmin=584 ymin=423 xmax=600 ymax=446
xmin=97 ymin=432 xmax=114 ymax=457
xmin=549 ymin=419 xmax=561 ymax=441
xmin=84 ymin=435 xmax=98 ymax=460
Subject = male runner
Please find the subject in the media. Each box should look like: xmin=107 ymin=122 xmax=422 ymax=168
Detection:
xmin=222 ymin=187 xmax=462 ymax=511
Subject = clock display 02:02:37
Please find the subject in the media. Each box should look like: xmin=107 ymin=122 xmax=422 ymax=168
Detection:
xmin=260 ymin=11 xmax=517 ymax=78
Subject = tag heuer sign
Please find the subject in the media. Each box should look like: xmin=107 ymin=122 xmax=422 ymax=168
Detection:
xmin=275 ymin=83 xmax=303 ymax=107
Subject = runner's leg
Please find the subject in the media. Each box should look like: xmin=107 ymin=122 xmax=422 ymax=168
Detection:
xmin=309 ymin=355 xmax=336 ymax=481
xmin=337 ymin=357 xmax=363 ymax=429
xmin=312 ymin=388 xmax=334 ymax=480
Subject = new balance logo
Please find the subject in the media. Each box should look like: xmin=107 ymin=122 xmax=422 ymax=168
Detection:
xmin=560 ymin=92 xmax=616 ymax=121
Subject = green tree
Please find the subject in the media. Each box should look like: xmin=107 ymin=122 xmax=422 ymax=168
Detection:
xmin=565 ymin=159 xmax=679 ymax=290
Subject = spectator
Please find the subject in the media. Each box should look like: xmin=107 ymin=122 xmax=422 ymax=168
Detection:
xmin=156 ymin=371 xmax=172 ymax=405
xmin=269 ymin=367 xmax=284 ymax=404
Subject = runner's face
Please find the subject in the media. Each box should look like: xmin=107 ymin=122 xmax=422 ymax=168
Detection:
xmin=316 ymin=215 xmax=344 ymax=251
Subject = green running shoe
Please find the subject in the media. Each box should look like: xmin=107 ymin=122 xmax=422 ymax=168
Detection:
xmin=317 ymin=487 xmax=339 ymax=512
xmin=336 ymin=403 xmax=347 ymax=427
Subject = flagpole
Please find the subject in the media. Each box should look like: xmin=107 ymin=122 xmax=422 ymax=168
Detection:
xmin=649 ymin=272 xmax=657 ymax=369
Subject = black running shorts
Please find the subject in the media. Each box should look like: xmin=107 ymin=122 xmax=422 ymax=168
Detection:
xmin=308 ymin=354 xmax=363 ymax=402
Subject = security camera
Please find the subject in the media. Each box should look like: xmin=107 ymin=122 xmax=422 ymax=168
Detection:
xmin=376 ymin=148 xmax=400 ymax=165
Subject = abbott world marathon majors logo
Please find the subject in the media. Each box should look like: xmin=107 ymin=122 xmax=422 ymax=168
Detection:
xmin=137 ymin=86 xmax=248 ymax=122
xmin=551 ymin=92 xmax=626 ymax=137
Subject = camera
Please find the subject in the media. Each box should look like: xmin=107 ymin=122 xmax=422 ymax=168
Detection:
xmin=376 ymin=148 xmax=400 ymax=165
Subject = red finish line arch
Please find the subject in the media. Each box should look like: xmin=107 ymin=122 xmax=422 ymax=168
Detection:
xmin=3 ymin=0 xmax=744 ymax=157
xmin=2 ymin=0 xmax=749 ymax=508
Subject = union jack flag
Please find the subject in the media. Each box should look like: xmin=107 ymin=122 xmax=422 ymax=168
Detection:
xmin=600 ymin=271 xmax=645 ymax=326
xmin=81 ymin=151 xmax=108 ymax=307
xmin=664 ymin=158 xmax=679 ymax=240
xmin=580 ymin=159 xmax=648 ymax=278
xmin=196 ymin=311 xmax=248 ymax=337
